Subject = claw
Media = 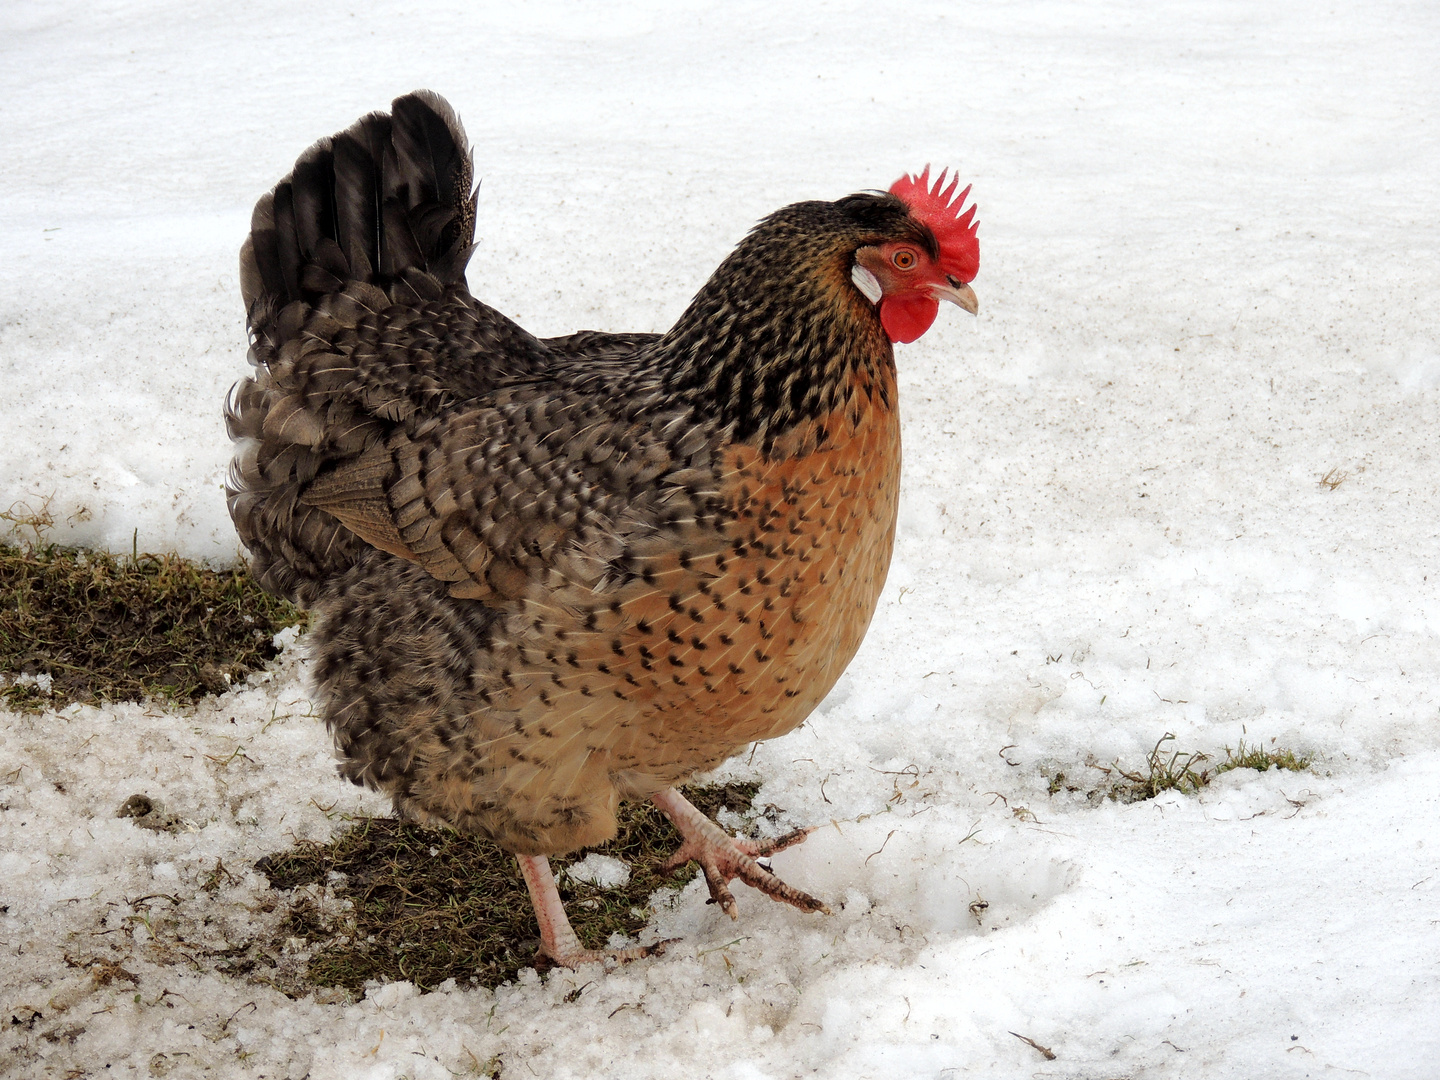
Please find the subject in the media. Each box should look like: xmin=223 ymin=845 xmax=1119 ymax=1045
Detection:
xmin=651 ymin=788 xmax=831 ymax=918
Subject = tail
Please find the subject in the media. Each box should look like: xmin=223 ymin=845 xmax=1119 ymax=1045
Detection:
xmin=239 ymin=89 xmax=477 ymax=340
xmin=226 ymin=91 xmax=478 ymax=605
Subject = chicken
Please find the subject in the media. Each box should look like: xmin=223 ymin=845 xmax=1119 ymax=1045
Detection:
xmin=226 ymin=91 xmax=979 ymax=967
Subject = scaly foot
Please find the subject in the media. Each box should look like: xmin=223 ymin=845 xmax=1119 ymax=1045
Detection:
xmin=651 ymin=787 xmax=831 ymax=919
xmin=517 ymin=853 xmax=671 ymax=969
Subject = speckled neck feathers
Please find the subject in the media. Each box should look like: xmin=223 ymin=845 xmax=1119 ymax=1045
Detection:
xmin=643 ymin=195 xmax=923 ymax=449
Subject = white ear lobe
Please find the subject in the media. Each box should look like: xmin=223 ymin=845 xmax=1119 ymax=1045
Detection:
xmin=850 ymin=263 xmax=883 ymax=304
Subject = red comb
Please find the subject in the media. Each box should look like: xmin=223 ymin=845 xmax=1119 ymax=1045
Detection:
xmin=889 ymin=165 xmax=980 ymax=283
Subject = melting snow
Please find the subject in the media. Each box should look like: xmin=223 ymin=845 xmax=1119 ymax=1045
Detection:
xmin=565 ymin=854 xmax=633 ymax=890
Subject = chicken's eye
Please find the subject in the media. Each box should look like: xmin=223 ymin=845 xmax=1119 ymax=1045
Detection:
xmin=892 ymin=249 xmax=916 ymax=270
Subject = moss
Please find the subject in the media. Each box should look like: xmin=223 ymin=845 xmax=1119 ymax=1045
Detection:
xmin=251 ymin=782 xmax=763 ymax=994
xmin=0 ymin=542 xmax=305 ymax=711
xmin=1216 ymin=740 xmax=1311 ymax=774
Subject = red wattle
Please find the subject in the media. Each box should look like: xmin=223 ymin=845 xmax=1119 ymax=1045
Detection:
xmin=879 ymin=295 xmax=939 ymax=343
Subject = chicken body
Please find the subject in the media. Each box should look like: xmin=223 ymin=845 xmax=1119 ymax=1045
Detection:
xmin=227 ymin=92 xmax=977 ymax=963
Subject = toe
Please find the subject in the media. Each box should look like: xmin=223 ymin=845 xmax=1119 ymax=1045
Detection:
xmin=732 ymin=857 xmax=831 ymax=915
xmin=746 ymin=826 xmax=817 ymax=858
xmin=537 ymin=939 xmax=670 ymax=970
xmin=700 ymin=863 xmax=740 ymax=919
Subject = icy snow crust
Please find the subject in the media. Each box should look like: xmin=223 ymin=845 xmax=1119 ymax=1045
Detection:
xmin=2 ymin=0 xmax=1438 ymax=1077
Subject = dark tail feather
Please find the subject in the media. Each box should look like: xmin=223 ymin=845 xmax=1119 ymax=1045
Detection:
xmin=332 ymin=116 xmax=387 ymax=282
xmin=391 ymin=91 xmax=478 ymax=283
xmin=240 ymin=90 xmax=476 ymax=331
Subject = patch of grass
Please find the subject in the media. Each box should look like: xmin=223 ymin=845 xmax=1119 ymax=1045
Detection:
xmin=1216 ymin=740 xmax=1311 ymax=774
xmin=1055 ymin=734 xmax=1313 ymax=805
xmin=250 ymin=782 xmax=763 ymax=994
xmin=0 ymin=542 xmax=306 ymax=711
xmin=1058 ymin=733 xmax=1213 ymax=804
xmin=1110 ymin=732 xmax=1212 ymax=801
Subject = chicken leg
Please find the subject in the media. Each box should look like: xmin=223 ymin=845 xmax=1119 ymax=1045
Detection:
xmin=518 ymin=787 xmax=826 ymax=968
xmin=517 ymin=853 xmax=669 ymax=969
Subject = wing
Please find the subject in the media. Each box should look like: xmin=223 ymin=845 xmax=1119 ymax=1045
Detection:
xmin=298 ymin=382 xmax=732 ymax=604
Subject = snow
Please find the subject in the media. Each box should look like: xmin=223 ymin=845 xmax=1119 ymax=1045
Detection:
xmin=2 ymin=0 xmax=1438 ymax=1077
xmin=565 ymin=854 xmax=632 ymax=890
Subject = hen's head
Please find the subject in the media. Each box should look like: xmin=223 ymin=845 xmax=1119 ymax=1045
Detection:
xmin=850 ymin=166 xmax=980 ymax=344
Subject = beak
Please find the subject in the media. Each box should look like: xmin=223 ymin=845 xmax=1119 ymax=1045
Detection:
xmin=931 ymin=279 xmax=979 ymax=316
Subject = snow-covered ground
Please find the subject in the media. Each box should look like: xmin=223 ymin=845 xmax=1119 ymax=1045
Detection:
xmin=3 ymin=1 xmax=1438 ymax=1077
